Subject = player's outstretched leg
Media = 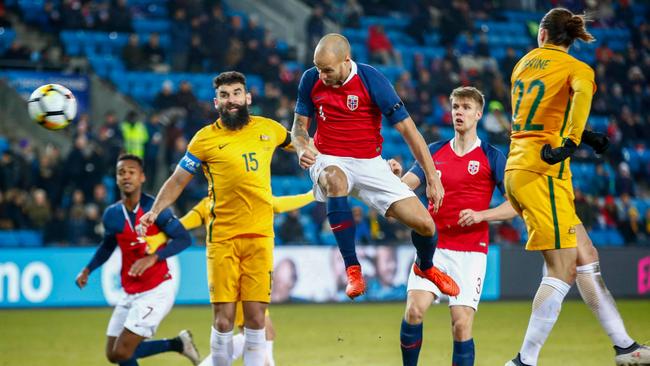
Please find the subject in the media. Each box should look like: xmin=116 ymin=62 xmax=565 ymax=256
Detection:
xmin=573 ymin=226 xmax=650 ymax=365
xmin=327 ymin=196 xmax=364 ymax=298
xmin=410 ymin=231 xmax=459 ymax=296
xmin=178 ymin=330 xmax=201 ymax=365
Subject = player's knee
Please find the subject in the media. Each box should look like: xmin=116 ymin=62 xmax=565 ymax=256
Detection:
xmin=322 ymin=169 xmax=347 ymax=196
xmin=413 ymin=217 xmax=436 ymax=237
xmin=214 ymin=317 xmax=234 ymax=333
xmin=106 ymin=348 xmax=132 ymax=363
xmin=451 ymin=316 xmax=472 ymax=340
xmin=405 ymin=304 xmax=425 ymax=324
xmin=245 ymin=313 xmax=266 ymax=329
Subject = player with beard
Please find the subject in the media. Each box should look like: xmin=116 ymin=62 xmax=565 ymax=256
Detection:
xmin=139 ymin=71 xmax=296 ymax=366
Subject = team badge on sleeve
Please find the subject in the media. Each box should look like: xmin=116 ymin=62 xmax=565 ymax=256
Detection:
xmin=468 ymin=160 xmax=480 ymax=175
xmin=347 ymin=95 xmax=359 ymax=111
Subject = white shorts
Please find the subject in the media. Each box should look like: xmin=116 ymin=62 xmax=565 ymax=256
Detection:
xmin=407 ymin=248 xmax=486 ymax=310
xmin=106 ymin=279 xmax=175 ymax=338
xmin=309 ymin=154 xmax=415 ymax=215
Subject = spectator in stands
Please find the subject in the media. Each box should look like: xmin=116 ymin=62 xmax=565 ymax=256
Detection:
xmin=342 ymin=0 xmax=363 ymax=28
xmin=202 ymin=5 xmax=228 ymax=71
xmin=170 ymin=8 xmax=191 ymax=72
xmin=615 ymin=162 xmax=636 ymax=197
xmin=144 ymin=113 xmax=163 ymax=190
xmin=121 ymin=34 xmax=145 ymax=71
xmin=142 ymin=33 xmax=169 ymax=73
xmin=352 ymin=206 xmax=371 ymax=244
xmin=60 ymin=0 xmax=83 ymax=29
xmin=600 ymin=195 xmax=620 ymax=229
xmin=120 ymin=111 xmax=148 ymax=160
xmin=223 ymin=38 xmax=244 ymax=70
xmin=246 ymin=14 xmax=265 ymax=43
xmin=34 ymin=145 xmax=64 ymax=207
xmin=367 ymin=25 xmax=396 ymax=65
xmin=500 ymin=47 xmax=518 ymax=80
xmin=643 ymin=208 xmax=650 ymax=244
xmin=305 ymin=5 xmax=325 ymax=64
xmin=63 ymin=134 xmax=105 ymax=200
xmin=618 ymin=193 xmax=640 ymax=243
xmin=279 ymin=210 xmax=305 ymax=244
xmin=483 ymin=100 xmax=510 ymax=145
xmin=109 ymin=0 xmax=132 ymax=33
xmin=66 ymin=189 xmax=88 ymax=245
xmin=90 ymin=183 xmax=109 ymax=214
xmin=0 ymin=191 xmax=13 ymax=229
xmin=3 ymin=189 xmax=29 ymax=229
xmin=0 ymin=4 xmax=12 ymax=28
xmin=175 ymin=80 xmax=198 ymax=113
xmin=84 ymin=203 xmax=102 ymax=243
xmin=97 ymin=111 xmax=123 ymax=176
xmin=2 ymin=41 xmax=31 ymax=61
xmin=153 ymin=80 xmax=179 ymax=111
xmin=574 ymin=188 xmax=597 ymax=230
xmin=187 ymin=34 xmax=206 ymax=73
xmin=24 ymin=188 xmax=52 ymax=230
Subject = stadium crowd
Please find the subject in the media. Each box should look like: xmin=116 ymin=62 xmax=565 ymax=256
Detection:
xmin=1 ymin=0 xmax=649 ymax=246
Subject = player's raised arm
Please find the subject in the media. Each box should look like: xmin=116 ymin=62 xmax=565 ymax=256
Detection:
xmin=458 ymin=198 xmax=517 ymax=227
xmin=394 ymin=117 xmax=444 ymax=212
xmin=140 ymin=163 xmax=194 ymax=229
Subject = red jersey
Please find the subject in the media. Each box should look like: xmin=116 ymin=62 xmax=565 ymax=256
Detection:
xmin=295 ymin=61 xmax=409 ymax=158
xmin=409 ymin=138 xmax=506 ymax=254
xmin=98 ymin=194 xmax=175 ymax=293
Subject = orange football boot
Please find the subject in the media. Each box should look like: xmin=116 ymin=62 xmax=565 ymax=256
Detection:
xmin=413 ymin=263 xmax=460 ymax=296
xmin=345 ymin=264 xmax=366 ymax=299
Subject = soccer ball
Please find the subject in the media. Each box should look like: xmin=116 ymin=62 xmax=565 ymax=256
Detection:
xmin=27 ymin=84 xmax=77 ymax=130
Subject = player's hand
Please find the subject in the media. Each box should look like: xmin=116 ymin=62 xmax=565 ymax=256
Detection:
xmin=387 ymin=159 xmax=402 ymax=176
xmin=75 ymin=268 xmax=90 ymax=289
xmin=138 ymin=212 xmax=158 ymax=234
xmin=298 ymin=147 xmax=318 ymax=169
xmin=458 ymin=209 xmax=485 ymax=227
xmin=426 ymin=172 xmax=444 ymax=213
xmin=581 ymin=130 xmax=609 ymax=154
xmin=541 ymin=139 xmax=577 ymax=165
xmin=128 ymin=254 xmax=159 ymax=277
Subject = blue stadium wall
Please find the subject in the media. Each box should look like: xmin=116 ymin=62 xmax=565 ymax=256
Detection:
xmin=0 ymin=245 xmax=648 ymax=308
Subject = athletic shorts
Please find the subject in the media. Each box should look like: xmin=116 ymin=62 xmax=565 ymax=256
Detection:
xmin=309 ymin=154 xmax=415 ymax=216
xmin=106 ymin=279 xmax=175 ymax=338
xmin=206 ymin=236 xmax=273 ymax=303
xmin=407 ymin=248 xmax=486 ymax=310
xmin=505 ymin=169 xmax=581 ymax=251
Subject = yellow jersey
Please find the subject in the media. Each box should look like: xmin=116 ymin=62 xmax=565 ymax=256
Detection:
xmin=182 ymin=116 xmax=290 ymax=242
xmin=146 ymin=191 xmax=315 ymax=253
xmin=506 ymin=44 xmax=596 ymax=180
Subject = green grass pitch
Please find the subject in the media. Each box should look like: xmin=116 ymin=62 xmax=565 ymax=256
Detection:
xmin=1 ymin=300 xmax=648 ymax=365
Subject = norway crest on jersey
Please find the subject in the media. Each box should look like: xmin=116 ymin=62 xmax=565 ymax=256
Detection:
xmin=468 ymin=160 xmax=480 ymax=175
xmin=347 ymin=95 xmax=359 ymax=111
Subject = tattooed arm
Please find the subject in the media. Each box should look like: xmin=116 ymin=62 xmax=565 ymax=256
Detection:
xmin=292 ymin=114 xmax=318 ymax=169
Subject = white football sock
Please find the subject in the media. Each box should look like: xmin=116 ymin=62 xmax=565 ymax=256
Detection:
xmin=243 ymin=327 xmax=266 ymax=366
xmin=576 ymin=262 xmax=635 ymax=348
xmin=519 ymin=277 xmax=571 ymax=366
xmin=232 ymin=332 xmax=245 ymax=360
xmin=266 ymin=340 xmax=275 ymax=366
xmin=211 ymin=327 xmax=233 ymax=366
xmin=198 ymin=354 xmax=213 ymax=366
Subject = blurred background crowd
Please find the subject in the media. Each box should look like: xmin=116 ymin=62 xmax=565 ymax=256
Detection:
xmin=0 ymin=0 xmax=649 ymax=247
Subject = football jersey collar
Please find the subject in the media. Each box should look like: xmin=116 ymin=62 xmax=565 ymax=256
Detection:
xmin=341 ymin=60 xmax=358 ymax=87
xmin=449 ymin=137 xmax=481 ymax=157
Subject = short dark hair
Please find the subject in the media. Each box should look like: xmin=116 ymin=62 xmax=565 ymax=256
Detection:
xmin=213 ymin=71 xmax=247 ymax=90
xmin=449 ymin=86 xmax=485 ymax=110
xmin=117 ymin=154 xmax=144 ymax=169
